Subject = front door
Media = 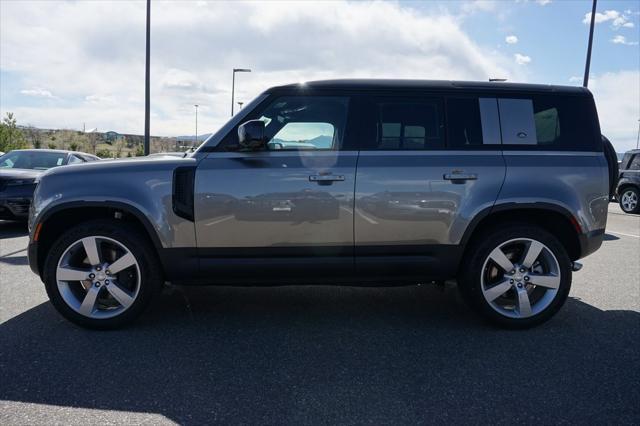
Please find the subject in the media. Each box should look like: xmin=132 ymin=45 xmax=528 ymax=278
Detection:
xmin=194 ymin=95 xmax=357 ymax=282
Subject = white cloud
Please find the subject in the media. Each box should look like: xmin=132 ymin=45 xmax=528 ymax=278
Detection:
xmin=611 ymin=35 xmax=639 ymax=46
xmin=461 ymin=1 xmax=498 ymax=14
xmin=20 ymin=87 xmax=55 ymax=98
xmin=0 ymin=0 xmax=523 ymax=136
xmin=536 ymin=0 xmax=552 ymax=6
xmin=589 ymin=71 xmax=640 ymax=152
xmin=568 ymin=76 xmax=583 ymax=84
xmin=85 ymin=94 xmax=117 ymax=105
xmin=505 ymin=35 xmax=518 ymax=44
xmin=514 ymin=53 xmax=531 ymax=65
xmin=583 ymin=9 xmax=635 ymax=29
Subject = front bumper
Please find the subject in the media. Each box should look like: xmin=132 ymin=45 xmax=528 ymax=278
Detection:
xmin=0 ymin=184 xmax=36 ymax=220
xmin=0 ymin=197 xmax=31 ymax=220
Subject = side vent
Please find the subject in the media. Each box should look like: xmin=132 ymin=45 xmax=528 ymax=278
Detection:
xmin=172 ymin=167 xmax=196 ymax=221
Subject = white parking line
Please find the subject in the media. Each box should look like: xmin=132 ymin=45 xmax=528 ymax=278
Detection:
xmin=607 ymin=230 xmax=640 ymax=239
xmin=205 ymin=215 xmax=234 ymax=226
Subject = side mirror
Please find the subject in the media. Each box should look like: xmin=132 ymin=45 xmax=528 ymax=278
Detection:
xmin=238 ymin=120 xmax=266 ymax=150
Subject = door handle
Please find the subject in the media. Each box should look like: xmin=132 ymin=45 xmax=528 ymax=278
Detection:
xmin=309 ymin=174 xmax=345 ymax=183
xmin=444 ymin=172 xmax=477 ymax=181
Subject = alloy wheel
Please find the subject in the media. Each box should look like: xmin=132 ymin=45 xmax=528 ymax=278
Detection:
xmin=621 ymin=190 xmax=638 ymax=212
xmin=481 ymin=238 xmax=561 ymax=319
xmin=56 ymin=236 xmax=141 ymax=319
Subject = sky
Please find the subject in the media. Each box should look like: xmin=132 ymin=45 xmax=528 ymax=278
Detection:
xmin=0 ymin=0 xmax=638 ymax=151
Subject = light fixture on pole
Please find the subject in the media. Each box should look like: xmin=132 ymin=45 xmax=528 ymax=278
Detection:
xmin=194 ymin=104 xmax=199 ymax=148
xmin=237 ymin=101 xmax=244 ymax=110
xmin=231 ymin=68 xmax=251 ymax=116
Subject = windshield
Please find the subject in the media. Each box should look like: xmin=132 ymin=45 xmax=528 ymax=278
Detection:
xmin=0 ymin=151 xmax=67 ymax=170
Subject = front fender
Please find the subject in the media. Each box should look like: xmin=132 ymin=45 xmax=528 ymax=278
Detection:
xmin=30 ymin=158 xmax=197 ymax=249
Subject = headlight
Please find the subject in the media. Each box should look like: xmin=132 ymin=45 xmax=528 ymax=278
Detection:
xmin=6 ymin=178 xmax=39 ymax=186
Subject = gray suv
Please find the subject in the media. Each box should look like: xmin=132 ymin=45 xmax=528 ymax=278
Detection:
xmin=27 ymin=80 xmax=609 ymax=329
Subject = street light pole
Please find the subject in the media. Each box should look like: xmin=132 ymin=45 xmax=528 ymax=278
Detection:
xmin=231 ymin=68 xmax=251 ymax=116
xmin=194 ymin=104 xmax=199 ymax=147
xmin=583 ymin=0 xmax=597 ymax=88
xmin=144 ymin=0 xmax=151 ymax=155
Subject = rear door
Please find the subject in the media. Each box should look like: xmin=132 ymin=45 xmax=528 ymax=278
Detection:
xmin=194 ymin=94 xmax=358 ymax=282
xmin=353 ymin=93 xmax=506 ymax=280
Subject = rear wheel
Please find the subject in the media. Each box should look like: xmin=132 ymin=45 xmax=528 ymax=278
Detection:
xmin=619 ymin=187 xmax=640 ymax=214
xmin=42 ymin=219 xmax=162 ymax=329
xmin=460 ymin=224 xmax=572 ymax=328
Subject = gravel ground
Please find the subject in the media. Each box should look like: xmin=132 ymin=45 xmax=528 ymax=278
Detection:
xmin=1 ymin=204 xmax=638 ymax=425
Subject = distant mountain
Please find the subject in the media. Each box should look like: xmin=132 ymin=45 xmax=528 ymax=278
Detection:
xmin=176 ymin=133 xmax=212 ymax=142
xmin=271 ymin=135 xmax=333 ymax=148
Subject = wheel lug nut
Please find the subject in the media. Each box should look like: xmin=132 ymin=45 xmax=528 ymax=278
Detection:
xmin=106 ymin=270 xmax=110 ymax=275
xmin=94 ymin=282 xmax=101 ymax=287
xmin=524 ymin=276 xmax=530 ymax=281
xmin=510 ymin=270 xmax=515 ymax=275
xmin=517 ymin=283 xmax=523 ymax=288
xmin=89 ymin=273 xmax=95 ymax=279
xmin=510 ymin=279 xmax=514 ymax=284
xmin=96 ymin=267 xmax=101 ymax=271
xmin=520 ymin=268 xmax=525 ymax=273
xmin=105 ymin=280 xmax=110 ymax=285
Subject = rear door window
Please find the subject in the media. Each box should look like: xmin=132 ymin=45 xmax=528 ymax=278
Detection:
xmin=446 ymin=97 xmax=501 ymax=147
xmin=361 ymin=97 xmax=445 ymax=150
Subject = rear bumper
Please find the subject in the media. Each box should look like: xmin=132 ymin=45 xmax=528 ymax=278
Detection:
xmin=578 ymin=228 xmax=605 ymax=259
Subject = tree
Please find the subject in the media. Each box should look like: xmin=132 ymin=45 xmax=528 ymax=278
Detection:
xmin=24 ymin=125 xmax=42 ymax=149
xmin=86 ymin=132 xmax=99 ymax=154
xmin=114 ymin=136 xmax=126 ymax=158
xmin=96 ymin=149 xmax=112 ymax=158
xmin=0 ymin=112 xmax=28 ymax=152
xmin=47 ymin=143 xmax=56 ymax=149
xmin=69 ymin=142 xmax=79 ymax=151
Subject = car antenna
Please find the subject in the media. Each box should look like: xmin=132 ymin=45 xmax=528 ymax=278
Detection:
xmin=489 ymin=78 xmax=507 ymax=82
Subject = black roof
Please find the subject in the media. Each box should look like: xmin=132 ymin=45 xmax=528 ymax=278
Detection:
xmin=272 ymin=79 xmax=589 ymax=95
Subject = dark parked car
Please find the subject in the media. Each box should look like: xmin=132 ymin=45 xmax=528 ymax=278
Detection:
xmin=616 ymin=149 xmax=640 ymax=213
xmin=0 ymin=149 xmax=99 ymax=220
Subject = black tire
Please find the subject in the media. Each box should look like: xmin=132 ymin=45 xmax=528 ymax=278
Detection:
xmin=42 ymin=219 xmax=162 ymax=329
xmin=618 ymin=186 xmax=640 ymax=214
xmin=602 ymin=135 xmax=619 ymax=201
xmin=459 ymin=224 xmax=572 ymax=329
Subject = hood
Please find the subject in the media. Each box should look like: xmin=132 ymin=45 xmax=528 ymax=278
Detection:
xmin=0 ymin=168 xmax=44 ymax=180
xmin=42 ymin=155 xmax=197 ymax=179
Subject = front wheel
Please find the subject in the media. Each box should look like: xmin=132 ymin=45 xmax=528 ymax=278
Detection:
xmin=619 ymin=187 xmax=640 ymax=214
xmin=460 ymin=225 xmax=572 ymax=329
xmin=42 ymin=219 xmax=162 ymax=329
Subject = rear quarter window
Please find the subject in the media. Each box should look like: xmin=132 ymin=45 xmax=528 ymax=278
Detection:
xmin=498 ymin=94 xmax=600 ymax=151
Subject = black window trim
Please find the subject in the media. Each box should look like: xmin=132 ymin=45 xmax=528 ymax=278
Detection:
xmin=213 ymin=91 xmax=357 ymax=153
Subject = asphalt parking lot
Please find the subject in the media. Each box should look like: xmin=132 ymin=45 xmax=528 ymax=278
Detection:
xmin=0 ymin=204 xmax=638 ymax=425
